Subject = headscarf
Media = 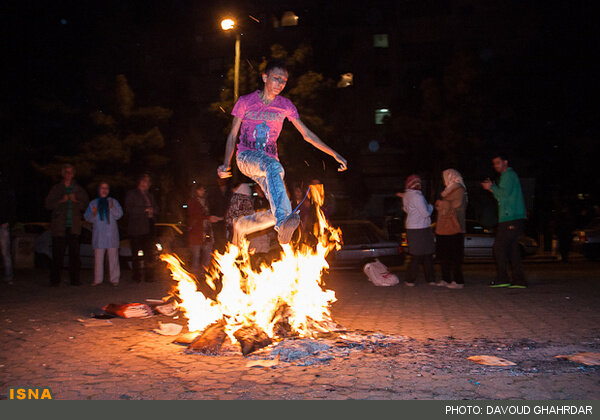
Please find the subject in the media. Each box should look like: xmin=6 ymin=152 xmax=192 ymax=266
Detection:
xmin=405 ymin=174 xmax=422 ymax=190
xmin=97 ymin=197 xmax=110 ymax=223
xmin=441 ymin=169 xmax=466 ymax=197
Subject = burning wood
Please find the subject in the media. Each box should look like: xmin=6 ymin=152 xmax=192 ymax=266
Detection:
xmin=160 ymin=185 xmax=343 ymax=356
xmin=187 ymin=321 xmax=228 ymax=355
xmin=234 ymin=325 xmax=273 ymax=356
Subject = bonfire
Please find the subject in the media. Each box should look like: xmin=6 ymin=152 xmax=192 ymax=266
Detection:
xmin=160 ymin=184 xmax=343 ymax=355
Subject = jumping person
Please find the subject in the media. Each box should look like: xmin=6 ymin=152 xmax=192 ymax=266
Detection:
xmin=217 ymin=59 xmax=347 ymax=244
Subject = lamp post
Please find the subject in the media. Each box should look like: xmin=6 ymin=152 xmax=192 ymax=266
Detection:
xmin=221 ymin=18 xmax=241 ymax=103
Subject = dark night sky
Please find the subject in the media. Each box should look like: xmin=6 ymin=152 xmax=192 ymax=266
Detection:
xmin=2 ymin=0 xmax=598 ymax=221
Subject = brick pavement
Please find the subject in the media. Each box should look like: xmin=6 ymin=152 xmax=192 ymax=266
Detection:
xmin=0 ymin=261 xmax=599 ymax=400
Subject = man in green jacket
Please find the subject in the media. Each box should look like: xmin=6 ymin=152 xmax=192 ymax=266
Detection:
xmin=481 ymin=154 xmax=527 ymax=288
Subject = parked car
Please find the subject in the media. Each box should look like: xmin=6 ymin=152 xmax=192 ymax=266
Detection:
xmin=34 ymin=221 xmax=190 ymax=269
xmin=572 ymin=217 xmax=600 ymax=260
xmin=119 ymin=223 xmax=190 ymax=269
xmin=328 ymin=220 xmax=405 ymax=268
xmin=34 ymin=222 xmax=95 ymax=268
xmin=462 ymin=220 xmax=538 ymax=258
xmin=397 ymin=219 xmax=538 ymax=259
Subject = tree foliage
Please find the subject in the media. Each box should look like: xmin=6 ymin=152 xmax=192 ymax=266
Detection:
xmin=35 ymin=75 xmax=172 ymax=191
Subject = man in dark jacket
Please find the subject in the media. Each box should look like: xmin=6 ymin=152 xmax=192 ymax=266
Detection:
xmin=45 ymin=164 xmax=89 ymax=286
xmin=125 ymin=174 xmax=159 ymax=283
xmin=0 ymin=172 xmax=16 ymax=284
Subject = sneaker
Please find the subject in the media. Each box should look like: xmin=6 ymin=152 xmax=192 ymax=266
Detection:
xmin=404 ymin=281 xmax=415 ymax=287
xmin=509 ymin=284 xmax=527 ymax=289
xmin=434 ymin=280 xmax=449 ymax=287
xmin=277 ymin=213 xmax=300 ymax=244
xmin=446 ymin=281 xmax=464 ymax=289
xmin=489 ymin=281 xmax=510 ymax=288
xmin=427 ymin=281 xmax=437 ymax=286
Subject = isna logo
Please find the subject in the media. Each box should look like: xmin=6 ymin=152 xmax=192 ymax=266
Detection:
xmin=8 ymin=387 xmax=54 ymax=400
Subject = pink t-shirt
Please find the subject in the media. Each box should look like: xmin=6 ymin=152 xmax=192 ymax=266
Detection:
xmin=232 ymin=90 xmax=299 ymax=159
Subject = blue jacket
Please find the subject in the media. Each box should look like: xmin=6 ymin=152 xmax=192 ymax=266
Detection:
xmin=84 ymin=198 xmax=123 ymax=249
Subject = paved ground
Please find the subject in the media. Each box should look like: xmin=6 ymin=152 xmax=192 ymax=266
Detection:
xmin=1 ymin=258 xmax=599 ymax=400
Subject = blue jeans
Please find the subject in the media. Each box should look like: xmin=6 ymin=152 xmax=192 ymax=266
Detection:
xmin=0 ymin=225 xmax=14 ymax=279
xmin=236 ymin=150 xmax=292 ymax=229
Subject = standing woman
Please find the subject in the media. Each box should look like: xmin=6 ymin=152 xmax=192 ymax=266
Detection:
xmin=85 ymin=182 xmax=123 ymax=286
xmin=435 ymin=169 xmax=468 ymax=289
xmin=188 ymin=184 xmax=222 ymax=273
xmin=400 ymin=175 xmax=436 ymax=286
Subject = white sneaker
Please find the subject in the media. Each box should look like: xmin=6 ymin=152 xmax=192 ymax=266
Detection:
xmin=446 ymin=281 xmax=464 ymax=289
xmin=434 ymin=280 xmax=449 ymax=287
xmin=233 ymin=210 xmax=277 ymax=246
xmin=277 ymin=213 xmax=300 ymax=244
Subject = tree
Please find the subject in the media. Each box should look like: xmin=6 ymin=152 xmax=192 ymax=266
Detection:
xmin=390 ymin=52 xmax=483 ymax=198
xmin=35 ymin=75 xmax=173 ymax=194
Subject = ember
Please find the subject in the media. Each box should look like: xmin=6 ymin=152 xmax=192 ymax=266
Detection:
xmin=160 ymin=185 xmax=343 ymax=355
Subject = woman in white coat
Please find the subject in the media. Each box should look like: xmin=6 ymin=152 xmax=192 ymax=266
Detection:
xmin=84 ymin=182 xmax=123 ymax=286
xmin=400 ymin=174 xmax=435 ymax=286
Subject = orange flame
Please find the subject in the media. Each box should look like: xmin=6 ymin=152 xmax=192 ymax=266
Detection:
xmin=160 ymin=185 xmax=342 ymax=341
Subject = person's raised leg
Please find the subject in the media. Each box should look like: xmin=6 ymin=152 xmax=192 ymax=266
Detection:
xmin=236 ymin=150 xmax=298 ymax=243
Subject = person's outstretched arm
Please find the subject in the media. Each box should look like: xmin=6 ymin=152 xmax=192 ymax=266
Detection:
xmin=291 ymin=119 xmax=348 ymax=171
xmin=218 ymin=117 xmax=243 ymax=176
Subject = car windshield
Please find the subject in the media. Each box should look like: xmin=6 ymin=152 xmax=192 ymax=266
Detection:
xmin=336 ymin=223 xmax=383 ymax=245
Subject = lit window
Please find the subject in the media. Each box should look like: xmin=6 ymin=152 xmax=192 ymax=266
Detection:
xmin=375 ymin=108 xmax=391 ymax=125
xmin=281 ymin=11 xmax=299 ymax=27
xmin=373 ymin=34 xmax=389 ymax=48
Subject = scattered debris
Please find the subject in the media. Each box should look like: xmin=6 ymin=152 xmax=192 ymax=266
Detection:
xmin=246 ymin=356 xmax=279 ymax=368
xmin=92 ymin=313 xmax=116 ymax=319
xmin=145 ymin=299 xmax=164 ymax=305
xmin=555 ymin=352 xmax=600 ymax=366
xmin=363 ymin=259 xmax=399 ymax=286
xmin=153 ymin=322 xmax=183 ymax=336
xmin=467 ymin=355 xmax=516 ymax=366
xmin=103 ymin=303 xmax=153 ymax=318
xmin=77 ymin=318 xmax=113 ymax=327
xmin=172 ymin=331 xmax=200 ymax=345
xmin=155 ymin=302 xmax=178 ymax=316
xmin=271 ymin=339 xmax=332 ymax=361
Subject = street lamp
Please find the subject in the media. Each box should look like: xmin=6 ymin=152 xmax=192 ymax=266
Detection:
xmin=221 ymin=18 xmax=241 ymax=103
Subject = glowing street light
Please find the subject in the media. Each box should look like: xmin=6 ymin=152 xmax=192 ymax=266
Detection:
xmin=221 ymin=18 xmax=240 ymax=102
xmin=221 ymin=18 xmax=235 ymax=31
